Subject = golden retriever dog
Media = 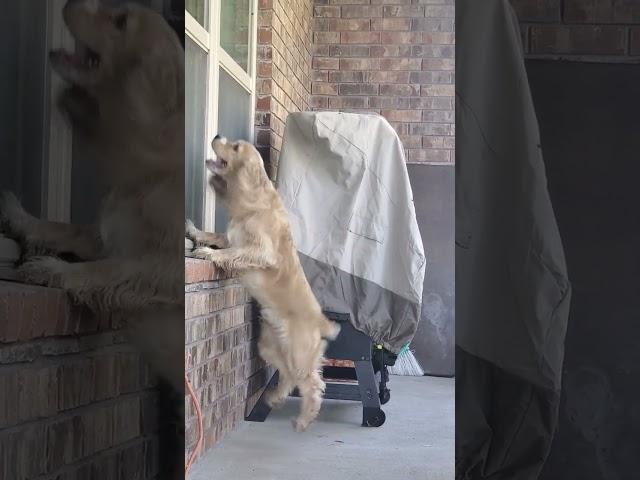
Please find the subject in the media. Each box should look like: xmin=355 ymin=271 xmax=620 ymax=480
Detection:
xmin=186 ymin=135 xmax=341 ymax=432
xmin=0 ymin=2 xmax=183 ymax=475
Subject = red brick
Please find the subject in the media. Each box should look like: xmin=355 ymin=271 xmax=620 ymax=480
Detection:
xmin=370 ymin=45 xmax=412 ymax=57
xmin=328 ymin=96 xmax=369 ymax=109
xmin=372 ymin=18 xmax=412 ymax=31
xmin=328 ymin=18 xmax=371 ymax=31
xmin=329 ymin=0 xmax=370 ymax=4
xmin=257 ymin=28 xmax=272 ymax=44
xmin=313 ymin=57 xmax=340 ymax=69
xmin=422 ymin=84 xmax=455 ymax=97
xmin=312 ymin=82 xmax=339 ymax=95
xmin=314 ymin=31 xmax=341 ymax=43
xmin=411 ymin=97 xmax=453 ymax=110
xmin=509 ymin=0 xmax=561 ymax=22
xmin=368 ymin=71 xmax=411 ymax=83
xmin=340 ymin=58 xmax=380 ymax=70
xmin=341 ymin=31 xmax=381 ymax=43
xmin=341 ymin=5 xmax=383 ymax=18
xmin=312 ymin=70 xmax=329 ymax=82
xmin=313 ymin=44 xmax=330 ymax=56
xmin=409 ymin=149 xmax=451 ymax=163
xmin=329 ymin=45 xmax=371 ymax=57
xmin=420 ymin=57 xmax=455 ymax=70
xmin=399 ymin=135 xmax=424 ymax=149
xmin=530 ymin=25 xmax=626 ymax=55
xmin=410 ymin=122 xmax=453 ymax=136
xmin=413 ymin=44 xmax=454 ymax=58
xmin=383 ymin=5 xmax=425 ymax=17
xmin=411 ymin=18 xmax=454 ymax=32
xmin=328 ymin=70 xmax=367 ymax=83
xmin=564 ymin=0 xmax=640 ymax=24
xmin=423 ymin=110 xmax=455 ymax=123
xmin=380 ymin=31 xmax=422 ymax=44
xmin=411 ymin=71 xmax=453 ymax=83
xmin=380 ymin=83 xmax=420 ymax=96
xmin=424 ymin=5 xmax=455 ymax=17
xmin=369 ymin=96 xmax=411 ymax=109
xmin=382 ymin=110 xmax=423 ymax=122
xmin=380 ymin=58 xmax=422 ymax=70
xmin=422 ymin=32 xmax=456 ymax=45
xmin=314 ymin=6 xmax=341 ymax=18
xmin=339 ymin=83 xmax=379 ymax=95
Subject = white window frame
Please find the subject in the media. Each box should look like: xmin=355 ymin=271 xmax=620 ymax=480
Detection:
xmin=44 ymin=0 xmax=75 ymax=223
xmin=185 ymin=0 xmax=258 ymax=232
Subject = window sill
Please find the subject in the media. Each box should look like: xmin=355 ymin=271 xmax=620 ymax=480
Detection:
xmin=0 ymin=235 xmax=20 ymax=281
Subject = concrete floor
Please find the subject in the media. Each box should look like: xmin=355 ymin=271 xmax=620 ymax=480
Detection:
xmin=191 ymin=376 xmax=454 ymax=480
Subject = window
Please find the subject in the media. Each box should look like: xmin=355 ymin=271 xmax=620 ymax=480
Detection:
xmin=185 ymin=0 xmax=258 ymax=231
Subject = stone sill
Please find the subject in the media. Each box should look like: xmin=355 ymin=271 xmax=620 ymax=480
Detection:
xmin=0 ymin=280 xmax=116 ymax=345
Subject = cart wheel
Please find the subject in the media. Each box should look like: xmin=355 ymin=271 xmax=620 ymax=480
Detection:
xmin=379 ymin=388 xmax=391 ymax=405
xmin=364 ymin=409 xmax=386 ymax=427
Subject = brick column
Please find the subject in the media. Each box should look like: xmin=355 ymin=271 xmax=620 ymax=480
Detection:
xmin=184 ymin=259 xmax=269 ymax=462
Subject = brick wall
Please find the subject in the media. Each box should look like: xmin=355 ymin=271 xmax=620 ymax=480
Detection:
xmin=310 ymin=0 xmax=455 ymax=164
xmin=255 ymin=0 xmax=315 ymax=178
xmin=0 ymin=281 xmax=162 ymax=479
xmin=510 ymin=0 xmax=640 ymax=60
xmin=184 ymin=259 xmax=269 ymax=461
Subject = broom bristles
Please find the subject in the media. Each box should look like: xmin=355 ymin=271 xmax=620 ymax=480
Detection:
xmin=389 ymin=348 xmax=424 ymax=376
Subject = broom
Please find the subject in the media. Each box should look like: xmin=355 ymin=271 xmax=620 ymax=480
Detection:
xmin=388 ymin=343 xmax=424 ymax=376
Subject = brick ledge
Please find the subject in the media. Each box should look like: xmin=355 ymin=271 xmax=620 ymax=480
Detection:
xmin=185 ymin=258 xmax=233 ymax=284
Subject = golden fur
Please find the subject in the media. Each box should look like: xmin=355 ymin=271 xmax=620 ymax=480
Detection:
xmin=187 ymin=136 xmax=340 ymax=432
xmin=0 ymin=1 xmax=184 ymax=391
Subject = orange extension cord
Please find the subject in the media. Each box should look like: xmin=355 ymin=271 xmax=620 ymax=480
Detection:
xmin=185 ymin=354 xmax=204 ymax=477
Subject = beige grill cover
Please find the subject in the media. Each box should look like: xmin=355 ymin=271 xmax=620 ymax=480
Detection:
xmin=276 ymin=111 xmax=426 ymax=353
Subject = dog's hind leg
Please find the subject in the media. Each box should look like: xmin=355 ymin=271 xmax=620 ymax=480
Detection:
xmin=258 ymin=323 xmax=295 ymax=408
xmin=292 ymin=370 xmax=325 ymax=432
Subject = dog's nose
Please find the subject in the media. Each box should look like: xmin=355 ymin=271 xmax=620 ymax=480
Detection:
xmin=213 ymin=134 xmax=221 ymax=140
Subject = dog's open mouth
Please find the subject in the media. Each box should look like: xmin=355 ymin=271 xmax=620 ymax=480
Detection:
xmin=51 ymin=44 xmax=102 ymax=71
xmin=206 ymin=158 xmax=228 ymax=173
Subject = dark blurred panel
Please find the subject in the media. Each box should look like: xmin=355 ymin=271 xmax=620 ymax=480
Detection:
xmin=527 ymin=60 xmax=640 ymax=480
xmin=407 ymin=164 xmax=455 ymax=377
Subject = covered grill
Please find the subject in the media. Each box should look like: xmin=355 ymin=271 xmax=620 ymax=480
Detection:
xmin=246 ymin=112 xmax=426 ymax=427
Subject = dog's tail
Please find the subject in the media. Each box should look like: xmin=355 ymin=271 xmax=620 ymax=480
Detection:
xmin=319 ymin=315 xmax=341 ymax=341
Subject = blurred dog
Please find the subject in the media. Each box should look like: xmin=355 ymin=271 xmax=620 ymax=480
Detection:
xmin=0 ymin=0 xmax=184 ymax=453
xmin=0 ymin=1 xmax=184 ymax=476
xmin=186 ymin=135 xmax=340 ymax=432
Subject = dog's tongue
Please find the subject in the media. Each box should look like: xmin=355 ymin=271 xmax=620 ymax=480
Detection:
xmin=205 ymin=159 xmax=221 ymax=172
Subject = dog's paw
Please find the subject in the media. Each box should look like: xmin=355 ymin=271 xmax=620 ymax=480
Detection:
xmin=185 ymin=219 xmax=198 ymax=241
xmin=291 ymin=417 xmax=311 ymax=433
xmin=265 ymin=390 xmax=287 ymax=410
xmin=18 ymin=256 xmax=68 ymax=288
xmin=191 ymin=247 xmax=219 ymax=262
xmin=0 ymin=191 xmax=33 ymax=237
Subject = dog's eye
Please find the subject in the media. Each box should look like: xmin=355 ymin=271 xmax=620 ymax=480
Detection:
xmin=114 ymin=13 xmax=127 ymax=31
xmin=233 ymin=144 xmax=239 ymax=152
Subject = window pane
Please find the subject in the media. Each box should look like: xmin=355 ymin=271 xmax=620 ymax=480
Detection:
xmin=215 ymin=68 xmax=252 ymax=229
xmin=186 ymin=0 xmax=208 ymax=30
xmin=220 ymin=0 xmax=251 ymax=72
xmin=185 ymin=37 xmax=208 ymax=229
